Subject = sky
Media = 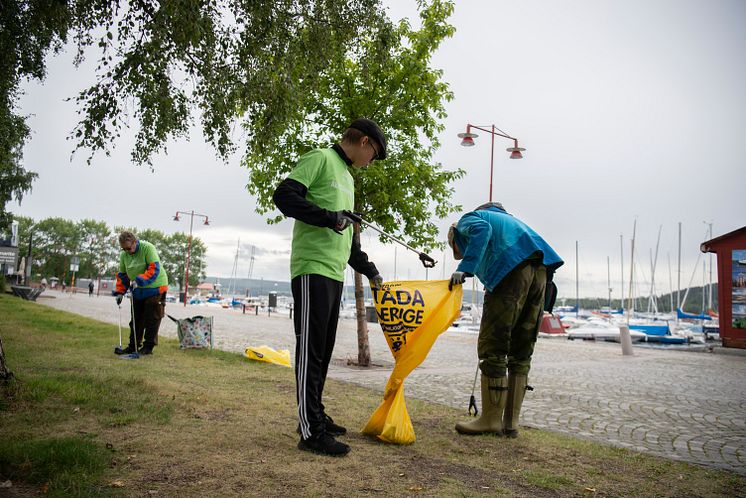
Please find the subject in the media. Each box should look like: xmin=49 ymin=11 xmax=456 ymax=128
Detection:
xmin=9 ymin=0 xmax=746 ymax=300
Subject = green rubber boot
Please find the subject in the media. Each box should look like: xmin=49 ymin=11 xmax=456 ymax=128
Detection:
xmin=503 ymin=373 xmax=529 ymax=438
xmin=455 ymin=375 xmax=508 ymax=435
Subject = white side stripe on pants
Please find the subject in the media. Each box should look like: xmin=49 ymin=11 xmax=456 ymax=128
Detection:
xmin=297 ymin=275 xmax=311 ymax=439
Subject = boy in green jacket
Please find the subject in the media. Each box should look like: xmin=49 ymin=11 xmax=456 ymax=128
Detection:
xmin=273 ymin=118 xmax=386 ymax=457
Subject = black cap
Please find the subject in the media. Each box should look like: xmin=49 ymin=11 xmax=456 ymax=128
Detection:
xmin=348 ymin=118 xmax=387 ymax=160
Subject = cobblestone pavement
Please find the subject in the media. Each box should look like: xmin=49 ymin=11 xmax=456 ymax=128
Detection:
xmin=36 ymin=292 xmax=746 ymax=475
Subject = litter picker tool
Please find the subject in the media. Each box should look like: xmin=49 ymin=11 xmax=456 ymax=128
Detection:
xmin=114 ymin=301 xmax=124 ymax=355
xmin=468 ymin=363 xmax=479 ymax=416
xmin=116 ymin=290 xmax=140 ymax=360
xmin=125 ymin=289 xmax=140 ymax=359
xmin=346 ymin=212 xmax=436 ymax=268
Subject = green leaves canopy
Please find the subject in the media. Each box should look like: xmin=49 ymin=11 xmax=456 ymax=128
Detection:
xmin=4 ymin=0 xmax=463 ymax=254
xmin=244 ymin=0 xmax=464 ymax=251
xmin=9 ymin=216 xmax=205 ymax=288
xmin=0 ymin=0 xmax=383 ymax=228
xmin=138 ymin=229 xmax=206 ymax=291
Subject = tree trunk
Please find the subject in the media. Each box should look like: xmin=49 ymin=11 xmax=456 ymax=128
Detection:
xmin=353 ymin=224 xmax=371 ymax=367
xmin=0 ymin=335 xmax=12 ymax=382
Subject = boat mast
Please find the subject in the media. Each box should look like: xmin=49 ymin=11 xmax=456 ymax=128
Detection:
xmin=667 ymin=252 xmax=674 ymax=313
xmin=680 ymin=250 xmax=703 ymax=311
xmin=705 ymin=221 xmax=713 ymax=310
xmin=619 ymin=233 xmax=624 ymax=315
xmin=575 ymin=240 xmax=579 ymax=318
xmin=394 ymin=246 xmax=397 ymax=281
xmin=607 ymin=256 xmax=612 ymax=311
xmin=246 ymin=245 xmax=255 ymax=297
xmin=677 ymin=222 xmax=682 ymax=317
xmin=627 ymin=220 xmax=636 ymax=325
xmin=647 ymin=249 xmax=653 ymax=314
xmin=702 ymin=259 xmax=707 ymax=315
xmin=647 ymin=225 xmax=662 ymax=314
xmin=228 ymin=239 xmax=240 ymax=296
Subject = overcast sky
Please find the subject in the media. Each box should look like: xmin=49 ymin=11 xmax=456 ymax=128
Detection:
xmin=9 ymin=0 xmax=746 ymax=301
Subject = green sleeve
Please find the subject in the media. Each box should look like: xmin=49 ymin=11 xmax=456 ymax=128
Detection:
xmin=119 ymin=253 xmax=125 ymax=273
xmin=287 ymin=149 xmax=325 ymax=189
xmin=143 ymin=243 xmax=161 ymax=264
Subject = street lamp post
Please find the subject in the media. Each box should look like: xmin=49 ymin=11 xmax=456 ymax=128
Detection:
xmin=173 ymin=210 xmax=210 ymax=306
xmin=457 ymin=124 xmax=525 ymax=202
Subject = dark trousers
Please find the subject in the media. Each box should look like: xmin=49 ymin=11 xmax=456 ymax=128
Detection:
xmin=128 ymin=293 xmax=166 ymax=349
xmin=292 ymin=274 xmax=343 ymax=440
xmin=478 ymin=261 xmax=547 ymax=378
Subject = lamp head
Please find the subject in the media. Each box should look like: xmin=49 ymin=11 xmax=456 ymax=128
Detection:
xmin=173 ymin=213 xmax=180 ymax=221
xmin=458 ymin=132 xmax=478 ymax=147
xmin=507 ymin=140 xmax=525 ymax=159
xmin=203 ymin=217 xmax=210 ymax=226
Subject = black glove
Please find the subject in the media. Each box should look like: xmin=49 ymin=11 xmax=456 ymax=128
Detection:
xmin=343 ymin=210 xmax=363 ymax=223
xmin=332 ymin=211 xmax=357 ymax=234
xmin=370 ymin=274 xmax=384 ymax=290
xmin=449 ymin=271 xmax=468 ymax=291
xmin=115 ymin=294 xmax=123 ymax=306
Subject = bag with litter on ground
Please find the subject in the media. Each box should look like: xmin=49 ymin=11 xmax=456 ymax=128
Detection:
xmin=362 ymin=280 xmax=462 ymax=444
xmin=244 ymin=345 xmax=291 ymax=367
xmin=168 ymin=315 xmax=213 ymax=349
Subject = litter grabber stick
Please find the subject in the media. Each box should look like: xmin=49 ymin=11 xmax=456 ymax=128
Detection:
xmin=114 ymin=301 xmax=124 ymax=355
xmin=345 ymin=212 xmax=437 ymax=268
xmin=117 ymin=290 xmax=140 ymax=360
xmin=468 ymin=362 xmax=479 ymax=416
xmin=128 ymin=288 xmax=140 ymax=359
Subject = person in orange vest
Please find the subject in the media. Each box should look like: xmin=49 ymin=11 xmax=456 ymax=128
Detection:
xmin=113 ymin=231 xmax=169 ymax=355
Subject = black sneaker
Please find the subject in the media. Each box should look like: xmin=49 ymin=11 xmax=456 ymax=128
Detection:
xmin=115 ymin=345 xmax=140 ymax=355
xmin=296 ymin=414 xmax=347 ymax=437
xmin=323 ymin=414 xmax=347 ymax=436
xmin=139 ymin=347 xmax=153 ymax=355
xmin=297 ymin=432 xmax=350 ymax=457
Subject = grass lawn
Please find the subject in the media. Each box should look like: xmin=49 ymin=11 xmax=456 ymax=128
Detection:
xmin=0 ymin=294 xmax=744 ymax=497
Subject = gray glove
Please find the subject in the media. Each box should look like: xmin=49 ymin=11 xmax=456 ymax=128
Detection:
xmin=115 ymin=294 xmax=123 ymax=306
xmin=449 ymin=271 xmax=468 ymax=291
xmin=332 ymin=211 xmax=357 ymax=233
xmin=130 ymin=280 xmax=139 ymax=290
xmin=370 ymin=274 xmax=384 ymax=290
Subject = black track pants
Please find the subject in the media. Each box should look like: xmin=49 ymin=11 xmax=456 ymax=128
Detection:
xmin=128 ymin=293 xmax=166 ymax=349
xmin=292 ymin=274 xmax=343 ymax=439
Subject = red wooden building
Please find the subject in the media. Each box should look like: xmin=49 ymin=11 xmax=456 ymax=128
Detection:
xmin=701 ymin=226 xmax=746 ymax=349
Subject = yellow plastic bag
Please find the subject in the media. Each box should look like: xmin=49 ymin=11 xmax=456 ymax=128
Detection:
xmin=362 ymin=280 xmax=462 ymax=444
xmin=244 ymin=345 xmax=291 ymax=367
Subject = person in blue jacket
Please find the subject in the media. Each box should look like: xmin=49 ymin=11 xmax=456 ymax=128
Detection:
xmin=448 ymin=202 xmax=563 ymax=437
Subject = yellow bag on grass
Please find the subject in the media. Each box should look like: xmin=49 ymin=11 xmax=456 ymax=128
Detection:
xmin=362 ymin=280 xmax=462 ymax=444
xmin=244 ymin=345 xmax=291 ymax=367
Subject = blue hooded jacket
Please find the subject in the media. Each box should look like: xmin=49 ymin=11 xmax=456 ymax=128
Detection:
xmin=453 ymin=205 xmax=563 ymax=292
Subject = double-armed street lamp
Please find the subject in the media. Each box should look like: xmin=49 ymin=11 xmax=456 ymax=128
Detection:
xmin=173 ymin=210 xmax=209 ymax=306
xmin=457 ymin=124 xmax=525 ymax=202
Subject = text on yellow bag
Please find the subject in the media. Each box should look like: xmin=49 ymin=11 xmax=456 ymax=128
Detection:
xmin=362 ymin=280 xmax=462 ymax=444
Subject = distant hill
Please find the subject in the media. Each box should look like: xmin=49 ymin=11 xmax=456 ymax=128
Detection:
xmin=558 ymin=284 xmax=719 ymax=314
xmin=204 ymin=276 xmax=292 ymax=297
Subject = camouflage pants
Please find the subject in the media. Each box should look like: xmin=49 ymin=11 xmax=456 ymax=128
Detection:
xmin=478 ymin=260 xmax=547 ymax=378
